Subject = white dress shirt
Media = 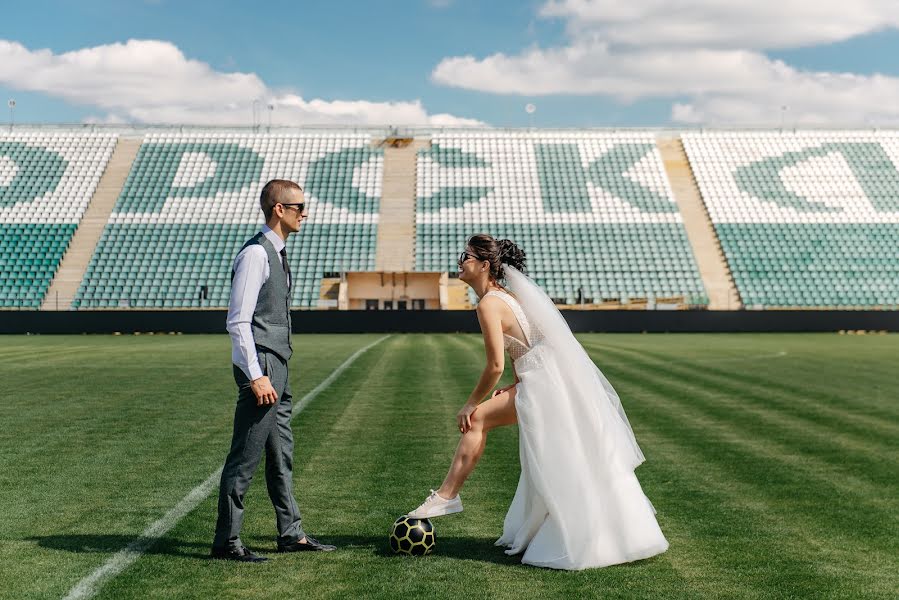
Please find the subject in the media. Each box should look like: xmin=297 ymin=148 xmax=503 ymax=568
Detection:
xmin=226 ymin=226 xmax=290 ymax=380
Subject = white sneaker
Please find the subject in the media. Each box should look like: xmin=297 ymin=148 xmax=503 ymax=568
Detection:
xmin=407 ymin=489 xmax=463 ymax=518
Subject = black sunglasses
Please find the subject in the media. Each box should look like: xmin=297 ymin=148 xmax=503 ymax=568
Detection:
xmin=458 ymin=251 xmax=477 ymax=264
xmin=280 ymin=202 xmax=305 ymax=213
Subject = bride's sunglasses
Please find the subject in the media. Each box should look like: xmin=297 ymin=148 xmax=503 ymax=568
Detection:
xmin=458 ymin=251 xmax=477 ymax=265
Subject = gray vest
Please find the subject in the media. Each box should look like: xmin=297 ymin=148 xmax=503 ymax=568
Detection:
xmin=233 ymin=232 xmax=293 ymax=361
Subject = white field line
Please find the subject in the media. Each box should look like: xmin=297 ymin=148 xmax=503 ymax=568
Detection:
xmin=63 ymin=335 xmax=391 ymax=600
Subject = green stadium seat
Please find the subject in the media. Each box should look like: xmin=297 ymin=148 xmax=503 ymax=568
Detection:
xmin=75 ymin=133 xmax=382 ymax=309
xmin=1 ymin=132 xmax=117 ymax=308
xmin=416 ymin=132 xmax=707 ymax=306
xmin=683 ymin=131 xmax=899 ymax=308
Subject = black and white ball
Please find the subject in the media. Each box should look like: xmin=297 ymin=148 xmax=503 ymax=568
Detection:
xmin=389 ymin=516 xmax=436 ymax=556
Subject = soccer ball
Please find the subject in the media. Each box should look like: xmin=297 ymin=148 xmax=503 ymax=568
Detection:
xmin=389 ymin=516 xmax=436 ymax=556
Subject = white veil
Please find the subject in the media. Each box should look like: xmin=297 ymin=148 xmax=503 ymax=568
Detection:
xmin=503 ymin=265 xmax=646 ymax=471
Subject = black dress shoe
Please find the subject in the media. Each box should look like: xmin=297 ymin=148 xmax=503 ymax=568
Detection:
xmin=210 ymin=546 xmax=268 ymax=562
xmin=277 ymin=535 xmax=336 ymax=552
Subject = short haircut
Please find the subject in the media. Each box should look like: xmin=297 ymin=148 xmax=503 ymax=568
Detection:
xmin=260 ymin=179 xmax=303 ymax=220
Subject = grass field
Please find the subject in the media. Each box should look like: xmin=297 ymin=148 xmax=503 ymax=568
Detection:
xmin=0 ymin=333 xmax=897 ymax=599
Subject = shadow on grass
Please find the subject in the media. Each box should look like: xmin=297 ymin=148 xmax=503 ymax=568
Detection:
xmin=30 ymin=533 xmax=524 ymax=565
xmin=28 ymin=534 xmax=211 ymax=559
xmin=306 ymin=534 xmax=524 ymax=566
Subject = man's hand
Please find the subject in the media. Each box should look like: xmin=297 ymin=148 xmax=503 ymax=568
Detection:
xmin=251 ymin=376 xmax=278 ymax=406
xmin=457 ymin=402 xmax=478 ymax=434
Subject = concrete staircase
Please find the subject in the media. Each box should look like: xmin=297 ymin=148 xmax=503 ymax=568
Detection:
xmin=41 ymin=138 xmax=142 ymax=310
xmin=374 ymin=138 xmax=430 ymax=272
xmin=657 ymin=137 xmax=742 ymax=310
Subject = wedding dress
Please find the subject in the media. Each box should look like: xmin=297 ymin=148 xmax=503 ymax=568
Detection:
xmin=490 ymin=266 xmax=669 ymax=570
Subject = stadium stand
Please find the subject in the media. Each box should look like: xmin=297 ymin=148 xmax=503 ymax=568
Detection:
xmin=8 ymin=127 xmax=897 ymax=312
xmin=416 ymin=132 xmax=708 ymax=306
xmin=73 ymin=133 xmax=382 ymax=308
xmin=0 ymin=132 xmax=117 ymax=308
xmin=683 ymin=131 xmax=899 ymax=308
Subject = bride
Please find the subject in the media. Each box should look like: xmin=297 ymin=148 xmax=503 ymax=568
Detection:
xmin=407 ymin=234 xmax=669 ymax=570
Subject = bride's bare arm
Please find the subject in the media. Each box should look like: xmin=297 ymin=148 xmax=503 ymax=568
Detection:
xmin=457 ymin=296 xmax=505 ymax=432
xmin=492 ymin=363 xmax=519 ymax=398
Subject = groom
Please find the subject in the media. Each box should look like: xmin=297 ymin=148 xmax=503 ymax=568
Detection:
xmin=212 ymin=179 xmax=336 ymax=562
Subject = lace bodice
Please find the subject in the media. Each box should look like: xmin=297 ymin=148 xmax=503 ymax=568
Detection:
xmin=483 ymin=289 xmax=543 ymax=363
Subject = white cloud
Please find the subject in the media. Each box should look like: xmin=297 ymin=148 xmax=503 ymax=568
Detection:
xmin=0 ymin=39 xmax=483 ymax=127
xmin=431 ymin=0 xmax=899 ymax=125
xmin=539 ymin=0 xmax=899 ymax=50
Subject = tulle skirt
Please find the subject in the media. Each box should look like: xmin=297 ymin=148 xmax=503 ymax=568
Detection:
xmin=495 ymin=344 xmax=669 ymax=570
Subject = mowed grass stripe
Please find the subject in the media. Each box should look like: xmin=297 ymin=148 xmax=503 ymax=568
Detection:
xmin=769 ymin=340 xmax=899 ymax=419
xmin=296 ymin=333 xmax=507 ymax=597
xmin=0 ymin=346 xmax=102 ymax=364
xmin=96 ymin=334 xmax=402 ymax=599
xmin=94 ymin=335 xmax=501 ymax=598
xmin=69 ymin=335 xmax=391 ymax=600
xmin=590 ymin=349 xmax=898 ymax=598
xmin=630 ymin=436 xmax=834 ymax=598
xmin=2 ymin=336 xmax=380 ymax=534
xmin=370 ymin=336 xmax=892 ymax=597
xmin=632 ymin=421 xmax=899 ymax=598
xmin=604 ymin=346 xmax=899 ymax=486
xmin=529 ymin=336 xmax=827 ymax=597
xmin=638 ymin=341 xmax=899 ymax=436
xmin=595 ymin=351 xmax=899 ymax=589
xmin=100 ymin=334 xmax=691 ymax=599
xmin=585 ymin=334 xmax=899 ymax=425
xmin=584 ymin=339 xmax=899 ymax=441
xmin=331 ymin=333 xmax=526 ymax=597
xmin=584 ymin=342 xmax=899 ymax=475
xmin=5 ymin=334 xmax=898 ymax=599
xmin=444 ymin=333 xmax=809 ymax=597
xmin=632 ymin=427 xmax=886 ymax=599
xmin=599 ymin=346 xmax=896 ymax=518
xmin=371 ymin=335 xmax=691 ymax=600
xmin=423 ymin=334 xmax=693 ymax=599
xmin=0 ymin=337 xmax=219 ymax=367
xmin=0 ymin=335 xmax=384 ymax=600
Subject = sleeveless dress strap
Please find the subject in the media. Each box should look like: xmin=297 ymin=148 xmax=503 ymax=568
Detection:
xmin=484 ymin=289 xmax=532 ymax=346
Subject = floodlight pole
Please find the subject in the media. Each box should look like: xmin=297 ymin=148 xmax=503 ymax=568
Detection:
xmin=525 ymin=103 xmax=536 ymax=129
xmin=7 ymin=99 xmax=15 ymax=133
xmin=252 ymin=99 xmax=261 ymax=131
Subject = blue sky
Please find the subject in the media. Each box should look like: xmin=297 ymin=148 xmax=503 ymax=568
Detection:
xmin=1 ymin=0 xmax=898 ymax=127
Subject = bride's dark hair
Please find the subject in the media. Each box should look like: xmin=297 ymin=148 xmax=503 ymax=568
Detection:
xmin=466 ymin=233 xmax=527 ymax=280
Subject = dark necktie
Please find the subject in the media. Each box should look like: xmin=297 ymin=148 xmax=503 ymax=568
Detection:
xmin=279 ymin=247 xmax=292 ymax=290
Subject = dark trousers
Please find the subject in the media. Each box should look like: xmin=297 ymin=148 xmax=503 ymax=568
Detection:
xmin=213 ymin=349 xmax=304 ymax=550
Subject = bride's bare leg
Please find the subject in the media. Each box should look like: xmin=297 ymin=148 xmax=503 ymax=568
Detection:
xmin=437 ymin=387 xmax=517 ymax=498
